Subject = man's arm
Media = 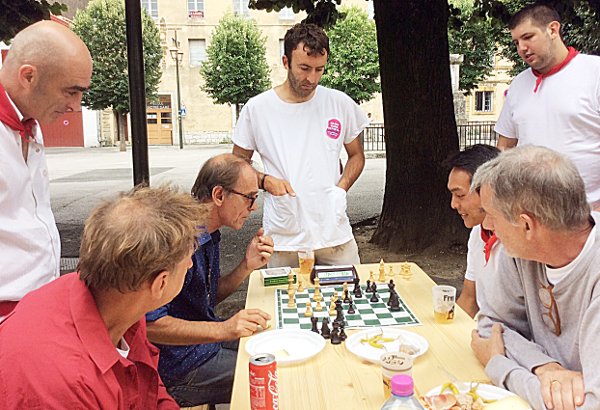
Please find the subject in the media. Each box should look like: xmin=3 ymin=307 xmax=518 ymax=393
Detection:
xmin=216 ymin=228 xmax=274 ymax=303
xmin=338 ymin=135 xmax=365 ymax=191
xmin=146 ymin=309 xmax=270 ymax=345
xmin=456 ymin=279 xmax=478 ymax=318
xmin=496 ymin=135 xmax=517 ymax=151
xmin=232 ymin=144 xmax=295 ymax=196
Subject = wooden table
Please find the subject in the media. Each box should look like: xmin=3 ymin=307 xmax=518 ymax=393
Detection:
xmin=230 ymin=262 xmax=489 ymax=409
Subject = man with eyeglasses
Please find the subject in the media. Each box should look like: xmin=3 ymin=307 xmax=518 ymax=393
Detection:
xmin=470 ymin=146 xmax=600 ymax=410
xmin=146 ymin=154 xmax=274 ymax=407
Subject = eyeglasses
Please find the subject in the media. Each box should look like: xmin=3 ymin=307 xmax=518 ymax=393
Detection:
xmin=538 ymin=279 xmax=561 ymax=336
xmin=227 ymin=189 xmax=258 ymax=209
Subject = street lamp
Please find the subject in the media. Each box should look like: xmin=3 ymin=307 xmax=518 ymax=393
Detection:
xmin=169 ymin=34 xmax=184 ymax=149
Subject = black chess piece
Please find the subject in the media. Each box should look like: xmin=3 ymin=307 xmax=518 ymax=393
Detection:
xmin=347 ymin=301 xmax=356 ymax=315
xmin=343 ymin=289 xmax=351 ymax=303
xmin=339 ymin=323 xmax=347 ymax=341
xmin=310 ymin=316 xmax=320 ymax=334
xmin=334 ymin=299 xmax=345 ymax=325
xmin=352 ymin=277 xmax=361 ymax=296
xmin=389 ymin=292 xmax=401 ymax=312
xmin=320 ymin=318 xmax=331 ymax=339
xmin=388 ymin=279 xmax=395 ymax=292
xmin=365 ymin=279 xmax=371 ymax=293
xmin=330 ymin=322 xmax=342 ymax=345
xmin=370 ymin=286 xmax=379 ymax=303
xmin=355 ymin=285 xmax=363 ymax=299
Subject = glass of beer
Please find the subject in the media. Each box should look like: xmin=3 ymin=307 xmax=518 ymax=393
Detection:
xmin=298 ymin=250 xmax=315 ymax=277
xmin=432 ymin=285 xmax=456 ymax=323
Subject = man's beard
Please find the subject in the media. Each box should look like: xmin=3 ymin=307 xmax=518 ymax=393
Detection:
xmin=288 ymin=71 xmax=315 ymax=99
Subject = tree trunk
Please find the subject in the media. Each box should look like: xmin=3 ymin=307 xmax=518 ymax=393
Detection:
xmin=371 ymin=0 xmax=466 ymax=252
xmin=115 ymin=110 xmax=126 ymax=152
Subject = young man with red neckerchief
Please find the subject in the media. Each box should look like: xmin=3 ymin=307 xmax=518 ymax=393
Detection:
xmin=0 ymin=21 xmax=92 ymax=318
xmin=495 ymin=4 xmax=600 ymax=211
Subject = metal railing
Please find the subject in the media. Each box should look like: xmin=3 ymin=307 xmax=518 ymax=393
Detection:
xmin=361 ymin=121 xmax=499 ymax=152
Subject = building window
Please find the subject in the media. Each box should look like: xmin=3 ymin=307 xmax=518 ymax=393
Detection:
xmin=233 ymin=0 xmax=249 ymax=17
xmin=279 ymin=7 xmax=295 ymax=20
xmin=188 ymin=0 xmax=204 ymax=18
xmin=475 ymin=91 xmax=493 ymax=112
xmin=189 ymin=39 xmax=207 ymax=67
xmin=141 ymin=0 xmax=158 ymax=19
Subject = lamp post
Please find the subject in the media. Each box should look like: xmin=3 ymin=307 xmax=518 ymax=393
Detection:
xmin=169 ymin=32 xmax=184 ymax=149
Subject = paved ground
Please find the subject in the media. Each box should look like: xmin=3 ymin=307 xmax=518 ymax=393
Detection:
xmin=48 ymin=145 xmax=387 ymax=316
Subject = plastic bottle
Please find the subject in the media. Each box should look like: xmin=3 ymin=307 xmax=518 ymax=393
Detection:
xmin=380 ymin=374 xmax=425 ymax=410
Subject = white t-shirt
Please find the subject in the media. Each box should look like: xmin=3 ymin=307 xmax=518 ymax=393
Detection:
xmin=0 ymin=92 xmax=60 ymax=302
xmin=547 ymin=224 xmax=596 ymax=286
xmin=233 ymin=86 xmax=369 ymax=251
xmin=495 ymin=54 xmax=600 ymax=207
xmin=466 ymin=225 xmax=500 ymax=308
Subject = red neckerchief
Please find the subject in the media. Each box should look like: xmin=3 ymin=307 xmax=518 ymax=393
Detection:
xmin=0 ymin=82 xmax=36 ymax=141
xmin=532 ymin=46 xmax=579 ymax=93
xmin=480 ymin=228 xmax=498 ymax=264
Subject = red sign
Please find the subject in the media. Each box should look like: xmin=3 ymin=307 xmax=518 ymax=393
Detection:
xmin=189 ymin=10 xmax=204 ymax=18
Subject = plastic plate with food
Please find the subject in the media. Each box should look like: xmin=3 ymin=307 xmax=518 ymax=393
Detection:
xmin=345 ymin=328 xmax=428 ymax=363
xmin=422 ymin=382 xmax=531 ymax=410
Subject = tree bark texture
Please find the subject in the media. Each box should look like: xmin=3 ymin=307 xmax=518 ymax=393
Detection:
xmin=371 ymin=0 xmax=466 ymax=251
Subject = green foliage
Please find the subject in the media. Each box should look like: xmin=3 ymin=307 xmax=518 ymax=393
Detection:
xmin=250 ymin=0 xmax=342 ymax=27
xmin=448 ymin=5 xmax=501 ymax=93
xmin=72 ymin=0 xmax=162 ymax=114
xmin=0 ymin=0 xmax=67 ymax=42
xmin=320 ymin=6 xmax=379 ymax=104
xmin=200 ymin=13 xmax=271 ymax=111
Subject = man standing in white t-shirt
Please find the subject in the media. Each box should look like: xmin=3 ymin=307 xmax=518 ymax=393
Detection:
xmin=445 ymin=144 xmax=500 ymax=318
xmin=495 ymin=4 xmax=600 ymax=209
xmin=233 ymin=23 xmax=368 ymax=267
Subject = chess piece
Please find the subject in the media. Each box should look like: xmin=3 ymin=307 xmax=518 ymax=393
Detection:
xmin=355 ymin=285 xmax=363 ymax=299
xmin=310 ymin=317 xmax=320 ymax=334
xmin=352 ymin=277 xmax=361 ymax=296
xmin=332 ymin=290 xmax=338 ymax=303
xmin=378 ymin=259 xmax=386 ymax=282
xmin=369 ymin=270 xmax=375 ymax=283
xmin=304 ymin=301 xmax=312 ymax=317
xmin=343 ymin=289 xmax=351 ymax=304
xmin=343 ymin=282 xmax=348 ymax=294
xmin=387 ymin=280 xmax=396 ymax=307
xmin=313 ymin=277 xmax=323 ymax=302
xmin=370 ymin=286 xmax=378 ymax=303
xmin=330 ymin=322 xmax=342 ymax=345
xmin=389 ymin=291 xmax=401 ymax=312
xmin=320 ymin=318 xmax=331 ymax=339
xmin=339 ymin=323 xmax=347 ymax=341
xmin=365 ymin=279 xmax=371 ymax=293
xmin=347 ymin=301 xmax=356 ymax=315
xmin=329 ymin=297 xmax=336 ymax=316
xmin=334 ymin=299 xmax=344 ymax=325
xmin=388 ymin=266 xmax=394 ymax=278
xmin=315 ymin=299 xmax=323 ymax=311
xmin=297 ymin=275 xmax=304 ymax=292
xmin=288 ymin=288 xmax=296 ymax=308
xmin=401 ymin=262 xmax=412 ymax=279
xmin=287 ymin=276 xmax=294 ymax=294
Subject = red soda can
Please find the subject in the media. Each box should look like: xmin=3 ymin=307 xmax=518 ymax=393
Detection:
xmin=249 ymin=353 xmax=279 ymax=410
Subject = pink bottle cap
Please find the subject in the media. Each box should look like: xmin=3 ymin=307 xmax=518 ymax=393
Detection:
xmin=390 ymin=374 xmax=414 ymax=397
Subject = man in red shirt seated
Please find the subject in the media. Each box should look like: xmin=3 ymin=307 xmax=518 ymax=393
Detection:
xmin=0 ymin=185 xmax=208 ymax=410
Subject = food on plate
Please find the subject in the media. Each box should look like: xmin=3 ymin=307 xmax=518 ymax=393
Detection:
xmin=422 ymin=383 xmax=494 ymax=410
xmin=399 ymin=343 xmax=420 ymax=355
xmin=360 ymin=332 xmax=396 ymax=349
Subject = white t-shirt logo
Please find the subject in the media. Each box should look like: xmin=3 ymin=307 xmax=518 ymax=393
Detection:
xmin=326 ymin=118 xmax=341 ymax=139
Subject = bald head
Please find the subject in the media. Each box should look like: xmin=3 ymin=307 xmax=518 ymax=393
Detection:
xmin=0 ymin=21 xmax=92 ymax=124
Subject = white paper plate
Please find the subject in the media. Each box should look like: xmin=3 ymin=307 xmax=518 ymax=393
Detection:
xmin=245 ymin=329 xmax=326 ymax=365
xmin=426 ymin=382 xmax=516 ymax=401
xmin=345 ymin=328 xmax=428 ymax=364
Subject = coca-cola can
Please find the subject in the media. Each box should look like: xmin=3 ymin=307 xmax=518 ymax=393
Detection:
xmin=249 ymin=353 xmax=279 ymax=410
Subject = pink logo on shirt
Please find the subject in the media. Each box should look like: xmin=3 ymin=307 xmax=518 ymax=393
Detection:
xmin=325 ymin=119 xmax=341 ymax=140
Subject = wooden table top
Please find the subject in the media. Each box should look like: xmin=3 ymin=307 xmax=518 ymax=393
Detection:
xmin=230 ymin=262 xmax=489 ymax=409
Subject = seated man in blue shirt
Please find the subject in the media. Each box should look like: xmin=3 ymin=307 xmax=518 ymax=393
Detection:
xmin=146 ymin=153 xmax=274 ymax=407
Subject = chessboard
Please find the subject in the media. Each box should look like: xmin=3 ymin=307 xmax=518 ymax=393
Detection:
xmin=275 ymin=284 xmax=421 ymax=330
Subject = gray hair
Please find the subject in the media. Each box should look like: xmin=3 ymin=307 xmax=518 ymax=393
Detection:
xmin=471 ymin=145 xmax=590 ymax=231
xmin=191 ymin=153 xmax=253 ymax=202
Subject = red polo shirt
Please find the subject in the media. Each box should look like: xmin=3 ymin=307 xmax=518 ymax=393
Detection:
xmin=0 ymin=273 xmax=179 ymax=410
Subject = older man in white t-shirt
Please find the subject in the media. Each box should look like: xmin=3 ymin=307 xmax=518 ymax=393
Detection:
xmin=233 ymin=23 xmax=367 ymax=267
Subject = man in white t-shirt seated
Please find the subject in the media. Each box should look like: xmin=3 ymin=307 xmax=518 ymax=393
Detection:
xmin=444 ymin=144 xmax=500 ymax=317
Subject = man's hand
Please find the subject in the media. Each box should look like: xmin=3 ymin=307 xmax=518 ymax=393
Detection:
xmin=534 ymin=362 xmax=584 ymax=410
xmin=263 ymin=174 xmax=295 ymax=196
xmin=471 ymin=323 xmax=505 ymax=366
xmin=221 ymin=309 xmax=271 ymax=339
xmin=244 ymin=228 xmax=274 ymax=271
